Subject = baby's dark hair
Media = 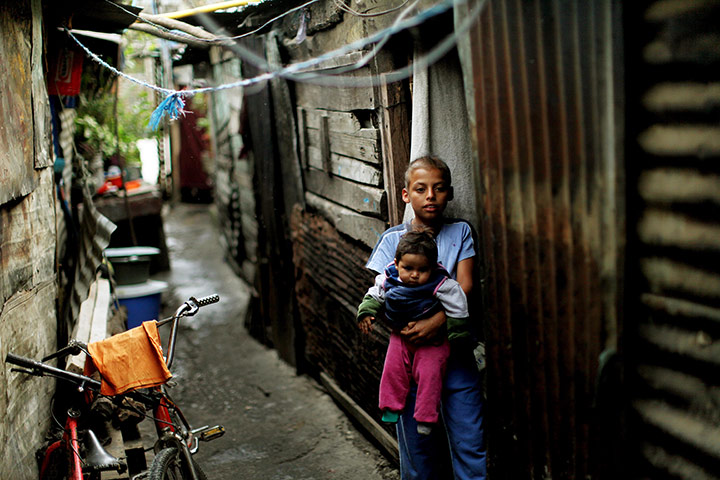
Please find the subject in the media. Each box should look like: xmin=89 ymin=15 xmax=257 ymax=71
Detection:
xmin=405 ymin=155 xmax=452 ymax=188
xmin=395 ymin=228 xmax=438 ymax=265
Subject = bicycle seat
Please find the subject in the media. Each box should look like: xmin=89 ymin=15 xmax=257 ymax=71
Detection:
xmin=84 ymin=429 xmax=127 ymax=473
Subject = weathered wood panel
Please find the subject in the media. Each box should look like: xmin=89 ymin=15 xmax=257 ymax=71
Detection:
xmin=305 ymin=168 xmax=386 ymax=216
xmin=0 ymin=3 xmax=56 ymax=477
xmin=31 ymin=0 xmax=50 ymax=170
xmin=295 ymin=78 xmax=376 ymax=111
xmin=268 ymin=31 xmax=305 ymax=214
xmin=0 ymin=1 xmax=36 ymax=204
xmin=376 ymin=75 xmax=411 ymax=226
xmin=306 ymin=128 xmax=380 ymax=165
xmin=460 ymin=0 xmax=624 ymax=477
xmin=307 ymin=147 xmax=382 ymax=185
xmin=306 ymin=192 xmax=387 ymax=249
xmin=0 ymin=168 xmax=57 ymax=306
xmin=627 ymin=0 xmax=720 ymax=478
xmin=0 ymin=280 xmax=56 ymax=480
xmin=242 ymin=34 xmax=298 ymax=365
xmin=301 ymin=108 xmax=378 ymax=139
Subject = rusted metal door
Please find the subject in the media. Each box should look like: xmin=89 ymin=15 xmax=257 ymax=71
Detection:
xmin=458 ymin=0 xmax=624 ymax=477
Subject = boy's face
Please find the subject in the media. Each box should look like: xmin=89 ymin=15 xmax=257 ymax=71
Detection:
xmin=402 ymin=167 xmax=452 ymax=226
xmin=395 ymin=253 xmax=433 ymax=285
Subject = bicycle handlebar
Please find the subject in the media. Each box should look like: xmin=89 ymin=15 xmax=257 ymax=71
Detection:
xmin=194 ymin=294 xmax=220 ymax=307
xmin=164 ymin=294 xmax=220 ymax=370
xmin=5 ymin=352 xmax=101 ymax=392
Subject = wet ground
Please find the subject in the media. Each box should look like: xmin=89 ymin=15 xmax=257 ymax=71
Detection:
xmin=150 ymin=202 xmax=399 ymax=480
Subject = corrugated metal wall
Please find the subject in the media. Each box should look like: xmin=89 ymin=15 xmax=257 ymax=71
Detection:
xmin=458 ymin=0 xmax=624 ymax=478
xmin=628 ymin=1 xmax=720 ymax=478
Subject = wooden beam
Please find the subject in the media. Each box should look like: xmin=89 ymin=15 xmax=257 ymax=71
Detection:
xmin=307 ymin=147 xmax=382 ymax=186
xmin=378 ymin=74 xmax=410 ymax=226
xmin=305 ymin=168 xmax=386 ymax=216
xmin=320 ymin=371 xmax=399 ymax=463
xmin=66 ymin=276 xmax=111 ymax=373
xmin=306 ymin=129 xmax=380 ymax=165
xmin=306 ymin=192 xmax=386 ymax=248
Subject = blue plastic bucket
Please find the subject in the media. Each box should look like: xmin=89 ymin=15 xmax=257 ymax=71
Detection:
xmin=116 ymin=280 xmax=168 ymax=329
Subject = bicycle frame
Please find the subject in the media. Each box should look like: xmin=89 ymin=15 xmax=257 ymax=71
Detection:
xmin=38 ymin=410 xmax=83 ymax=480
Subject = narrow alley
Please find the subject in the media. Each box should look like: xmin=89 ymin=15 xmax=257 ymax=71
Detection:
xmin=151 ymin=202 xmax=399 ymax=480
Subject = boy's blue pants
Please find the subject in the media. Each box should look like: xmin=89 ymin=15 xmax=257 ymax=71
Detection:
xmin=396 ymin=349 xmax=487 ymax=480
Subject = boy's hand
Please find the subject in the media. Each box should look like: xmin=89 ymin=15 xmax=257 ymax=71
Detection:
xmin=358 ymin=315 xmax=374 ymax=334
xmin=400 ymin=310 xmax=446 ymax=345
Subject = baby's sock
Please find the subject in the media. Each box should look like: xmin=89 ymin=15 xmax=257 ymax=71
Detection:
xmin=381 ymin=410 xmax=400 ymax=423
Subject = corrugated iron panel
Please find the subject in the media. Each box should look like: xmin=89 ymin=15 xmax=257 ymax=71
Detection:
xmin=459 ymin=0 xmax=623 ymax=477
xmin=629 ymin=0 xmax=720 ymax=477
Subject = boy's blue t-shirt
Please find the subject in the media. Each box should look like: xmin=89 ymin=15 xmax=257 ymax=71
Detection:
xmin=366 ymin=220 xmax=476 ymax=279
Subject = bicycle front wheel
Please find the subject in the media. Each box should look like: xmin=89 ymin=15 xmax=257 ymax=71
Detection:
xmin=148 ymin=447 xmax=208 ymax=480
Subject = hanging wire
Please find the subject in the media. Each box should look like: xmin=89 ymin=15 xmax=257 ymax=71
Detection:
xmin=331 ymin=0 xmax=411 ymax=17
xmin=196 ymin=0 xmax=488 ymax=87
xmin=193 ymin=0 xmax=470 ymax=81
xmin=68 ymin=0 xmax=487 ymax=126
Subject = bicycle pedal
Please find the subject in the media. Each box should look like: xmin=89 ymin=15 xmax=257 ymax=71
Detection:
xmin=192 ymin=425 xmax=225 ymax=442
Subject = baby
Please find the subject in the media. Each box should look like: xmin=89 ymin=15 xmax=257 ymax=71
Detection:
xmin=357 ymin=229 xmax=469 ymax=434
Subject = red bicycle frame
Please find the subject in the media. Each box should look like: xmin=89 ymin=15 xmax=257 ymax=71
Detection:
xmin=38 ymin=411 xmax=83 ymax=480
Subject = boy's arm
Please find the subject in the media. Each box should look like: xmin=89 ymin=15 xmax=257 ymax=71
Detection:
xmin=401 ymin=311 xmax=446 ymax=344
xmin=402 ymin=266 xmax=473 ymax=345
xmin=437 ymin=278 xmax=471 ymax=341
xmin=456 ymin=256 xmax=474 ymax=295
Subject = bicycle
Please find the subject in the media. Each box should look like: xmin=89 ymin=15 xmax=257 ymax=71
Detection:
xmin=6 ymin=294 xmax=224 ymax=480
xmin=133 ymin=294 xmax=225 ymax=480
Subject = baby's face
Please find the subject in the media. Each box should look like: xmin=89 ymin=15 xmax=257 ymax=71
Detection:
xmin=395 ymin=254 xmax=433 ymax=285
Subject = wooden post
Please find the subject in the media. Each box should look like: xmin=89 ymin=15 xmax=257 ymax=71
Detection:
xmin=378 ymin=73 xmax=410 ymax=226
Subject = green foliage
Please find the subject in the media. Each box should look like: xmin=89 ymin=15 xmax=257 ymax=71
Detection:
xmin=74 ymin=84 xmax=157 ymax=165
xmin=74 ymin=30 xmax=160 ymax=165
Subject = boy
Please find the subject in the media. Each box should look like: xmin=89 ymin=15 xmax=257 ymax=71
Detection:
xmin=366 ymin=156 xmax=486 ymax=480
xmin=357 ymin=230 xmax=470 ymax=435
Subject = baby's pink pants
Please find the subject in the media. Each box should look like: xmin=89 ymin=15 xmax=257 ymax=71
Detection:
xmin=379 ymin=332 xmax=450 ymax=423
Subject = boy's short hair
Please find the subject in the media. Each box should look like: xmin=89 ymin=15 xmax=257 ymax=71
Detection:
xmin=395 ymin=228 xmax=438 ymax=265
xmin=405 ymin=155 xmax=452 ymax=188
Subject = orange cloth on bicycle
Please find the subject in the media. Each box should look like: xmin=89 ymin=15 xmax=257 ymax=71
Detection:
xmin=86 ymin=320 xmax=172 ymax=396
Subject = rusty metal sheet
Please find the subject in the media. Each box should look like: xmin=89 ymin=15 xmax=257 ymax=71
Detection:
xmin=459 ymin=0 xmax=623 ymax=477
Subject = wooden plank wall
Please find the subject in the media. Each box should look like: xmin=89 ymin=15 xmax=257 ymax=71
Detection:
xmin=208 ymin=48 xmax=257 ymax=283
xmin=295 ymin=57 xmax=390 ymax=249
xmin=0 ymin=1 xmax=58 ymax=478
xmin=626 ymin=1 xmax=720 ymax=478
xmin=0 ymin=1 xmax=37 ymax=204
xmin=240 ymin=35 xmax=301 ymax=365
xmin=279 ymin=1 xmax=410 ymax=420
xmin=459 ymin=0 xmax=623 ymax=478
